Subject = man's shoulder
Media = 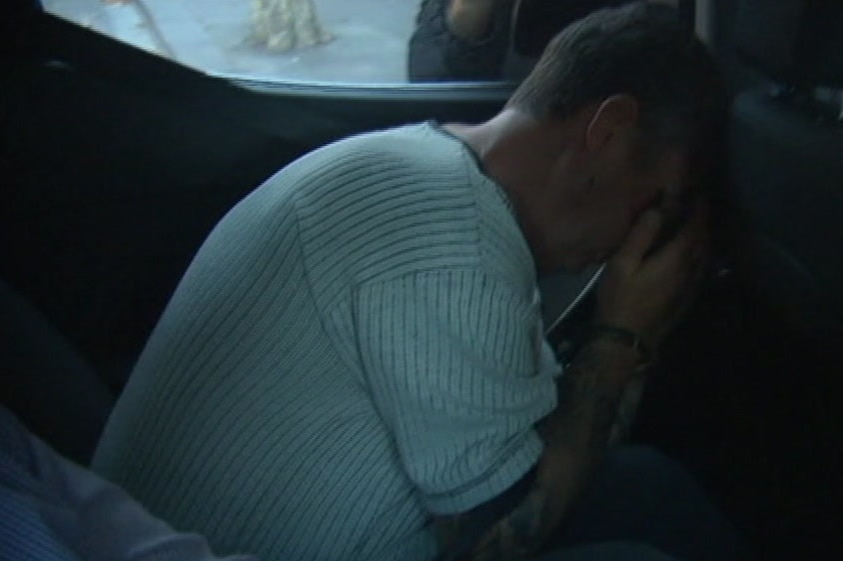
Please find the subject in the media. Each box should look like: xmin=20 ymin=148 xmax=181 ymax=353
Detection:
xmin=295 ymin=122 xmax=535 ymax=290
xmin=292 ymin=123 xmax=490 ymax=283
xmin=310 ymin=122 xmax=448 ymax=165
xmin=287 ymin=122 xmax=470 ymax=204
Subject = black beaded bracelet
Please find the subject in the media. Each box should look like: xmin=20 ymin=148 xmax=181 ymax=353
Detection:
xmin=587 ymin=324 xmax=657 ymax=371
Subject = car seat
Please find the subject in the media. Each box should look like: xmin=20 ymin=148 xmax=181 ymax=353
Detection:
xmin=728 ymin=0 xmax=843 ymax=345
xmin=0 ymin=278 xmax=113 ymax=465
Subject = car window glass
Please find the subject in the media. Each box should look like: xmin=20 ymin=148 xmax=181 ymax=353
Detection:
xmin=42 ymin=0 xmax=679 ymax=85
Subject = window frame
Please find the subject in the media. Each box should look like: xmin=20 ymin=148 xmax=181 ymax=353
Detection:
xmin=33 ymin=0 xmax=698 ymax=99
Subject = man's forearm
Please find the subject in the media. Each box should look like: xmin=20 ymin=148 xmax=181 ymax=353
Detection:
xmin=541 ymin=340 xmax=637 ymax=448
xmin=434 ymin=340 xmax=642 ymax=561
xmin=530 ymin=339 xmax=641 ymax=531
xmin=446 ymin=0 xmax=499 ymax=41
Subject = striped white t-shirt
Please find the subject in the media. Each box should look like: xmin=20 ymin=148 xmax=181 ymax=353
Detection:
xmin=93 ymin=122 xmax=561 ymax=561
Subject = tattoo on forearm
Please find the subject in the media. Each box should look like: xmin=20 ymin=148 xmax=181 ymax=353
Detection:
xmin=435 ymin=484 xmax=551 ymax=561
xmin=435 ymin=343 xmax=640 ymax=561
xmin=610 ymin=379 xmax=644 ymax=446
xmin=537 ymin=343 xmax=625 ymax=451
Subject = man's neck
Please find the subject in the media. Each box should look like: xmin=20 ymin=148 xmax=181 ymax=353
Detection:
xmin=443 ymin=110 xmax=579 ymax=272
xmin=443 ymin=110 xmax=543 ymax=195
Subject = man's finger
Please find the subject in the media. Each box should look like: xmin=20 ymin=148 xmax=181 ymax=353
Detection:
xmin=650 ymin=199 xmax=710 ymax=264
xmin=616 ymin=209 xmax=664 ymax=264
xmin=673 ymin=239 xmax=712 ymax=320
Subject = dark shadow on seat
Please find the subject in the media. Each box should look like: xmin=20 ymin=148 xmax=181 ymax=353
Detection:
xmin=0 ymin=278 xmax=113 ymax=465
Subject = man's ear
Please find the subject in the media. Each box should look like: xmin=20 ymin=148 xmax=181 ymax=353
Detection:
xmin=585 ymin=94 xmax=640 ymax=153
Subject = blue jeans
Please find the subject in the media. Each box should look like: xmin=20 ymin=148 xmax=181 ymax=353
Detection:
xmin=540 ymin=446 xmax=743 ymax=561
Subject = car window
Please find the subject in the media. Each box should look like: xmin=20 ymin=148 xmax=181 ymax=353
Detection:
xmin=43 ymin=0 xmax=417 ymax=84
xmin=42 ymin=0 xmax=682 ymax=85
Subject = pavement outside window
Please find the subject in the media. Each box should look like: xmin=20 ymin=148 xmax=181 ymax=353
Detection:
xmin=42 ymin=0 xmax=418 ymax=83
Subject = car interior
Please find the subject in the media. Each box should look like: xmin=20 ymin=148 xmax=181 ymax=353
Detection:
xmin=1 ymin=0 xmax=840 ymax=559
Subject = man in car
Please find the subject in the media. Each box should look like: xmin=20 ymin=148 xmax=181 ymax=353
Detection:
xmin=94 ymin=4 xmax=736 ymax=561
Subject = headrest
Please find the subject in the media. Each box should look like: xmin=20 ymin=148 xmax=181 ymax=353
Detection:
xmin=735 ymin=0 xmax=843 ymax=88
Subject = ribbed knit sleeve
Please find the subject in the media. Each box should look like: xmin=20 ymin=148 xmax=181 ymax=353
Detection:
xmin=91 ymin=122 xmax=557 ymax=561
xmin=355 ymin=269 xmax=558 ymax=515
